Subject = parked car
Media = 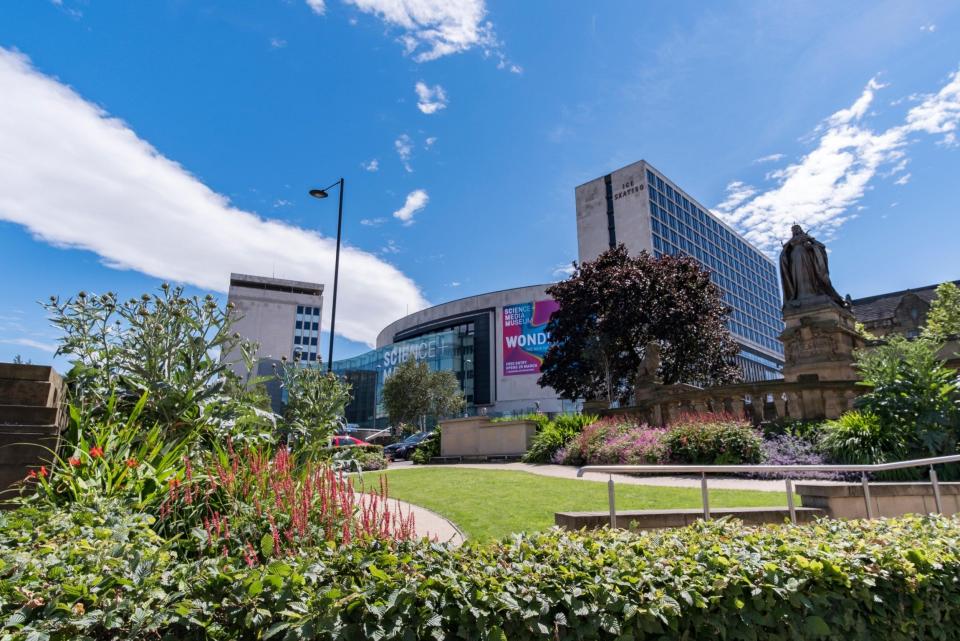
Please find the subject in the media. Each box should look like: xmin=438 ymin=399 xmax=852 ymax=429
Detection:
xmin=383 ymin=431 xmax=431 ymax=460
xmin=329 ymin=435 xmax=372 ymax=448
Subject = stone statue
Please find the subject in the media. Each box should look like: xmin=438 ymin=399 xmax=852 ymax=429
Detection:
xmin=636 ymin=342 xmax=662 ymax=385
xmin=779 ymin=225 xmax=848 ymax=308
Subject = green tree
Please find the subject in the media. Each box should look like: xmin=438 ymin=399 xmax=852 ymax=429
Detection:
xmin=539 ymin=245 xmax=741 ymax=406
xmin=923 ymin=281 xmax=960 ymax=341
xmin=382 ymin=358 xmax=465 ymax=429
xmin=275 ymin=361 xmax=352 ymax=447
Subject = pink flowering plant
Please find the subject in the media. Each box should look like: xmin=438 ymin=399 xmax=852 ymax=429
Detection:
xmin=663 ymin=412 xmax=763 ymax=465
xmin=559 ymin=417 xmax=667 ymax=465
xmin=159 ymin=442 xmax=419 ymax=564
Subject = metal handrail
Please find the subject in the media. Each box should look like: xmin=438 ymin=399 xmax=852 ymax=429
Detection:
xmin=577 ymin=454 xmax=960 ymax=527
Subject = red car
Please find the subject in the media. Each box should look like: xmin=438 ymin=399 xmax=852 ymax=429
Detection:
xmin=330 ymin=435 xmax=372 ymax=447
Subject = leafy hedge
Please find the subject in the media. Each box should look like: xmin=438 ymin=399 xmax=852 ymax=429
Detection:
xmin=5 ymin=499 xmax=960 ymax=640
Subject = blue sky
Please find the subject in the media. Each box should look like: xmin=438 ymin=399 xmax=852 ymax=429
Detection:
xmin=1 ymin=0 xmax=959 ymax=365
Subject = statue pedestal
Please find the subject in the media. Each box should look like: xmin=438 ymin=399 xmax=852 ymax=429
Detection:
xmin=780 ymin=297 xmax=865 ymax=382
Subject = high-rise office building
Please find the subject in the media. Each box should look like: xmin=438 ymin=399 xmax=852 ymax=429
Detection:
xmin=221 ymin=274 xmax=324 ymax=409
xmin=575 ymin=160 xmax=784 ymax=381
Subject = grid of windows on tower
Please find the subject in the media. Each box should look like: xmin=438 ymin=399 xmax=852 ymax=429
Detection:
xmin=293 ymin=305 xmax=321 ymax=362
xmin=645 ymin=168 xmax=783 ymax=355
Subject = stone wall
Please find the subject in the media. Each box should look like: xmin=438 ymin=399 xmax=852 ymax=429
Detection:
xmin=601 ymin=378 xmax=863 ymax=426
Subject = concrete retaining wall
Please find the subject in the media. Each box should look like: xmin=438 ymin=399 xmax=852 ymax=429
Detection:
xmin=797 ymin=482 xmax=960 ymax=519
xmin=440 ymin=417 xmax=536 ymax=458
xmin=556 ymin=506 xmax=824 ymax=531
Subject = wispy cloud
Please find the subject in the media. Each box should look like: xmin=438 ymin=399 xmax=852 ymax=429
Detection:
xmin=392 ymin=189 xmax=428 ymax=225
xmin=380 ymin=239 xmax=400 ymax=254
xmin=306 ymin=0 xmax=326 ymax=15
xmin=360 ymin=217 xmax=387 ymax=227
xmin=449 ymin=281 xmax=461 ymax=287
xmin=753 ymin=153 xmax=784 ymax=164
xmin=894 ymin=173 xmax=911 ymax=186
xmin=415 ymin=81 xmax=448 ymax=114
xmin=424 ymin=136 xmax=437 ymax=149
xmin=715 ymin=67 xmax=960 ymax=253
xmin=0 ymin=48 xmax=428 ymax=346
xmin=552 ymin=263 xmax=575 ymax=279
xmin=269 ymin=37 xmax=288 ymax=49
xmin=362 ymin=158 xmax=379 ymax=172
xmin=394 ymin=134 xmax=414 ymax=172
xmin=0 ymin=337 xmax=57 ymax=353
xmin=273 ymin=199 xmax=293 ymax=208
xmin=921 ymin=23 xmax=937 ymax=32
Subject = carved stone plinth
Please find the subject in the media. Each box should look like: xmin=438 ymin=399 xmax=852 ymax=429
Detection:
xmin=780 ymin=297 xmax=865 ymax=382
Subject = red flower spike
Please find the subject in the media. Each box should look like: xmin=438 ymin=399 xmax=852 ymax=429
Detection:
xmin=89 ymin=446 xmax=104 ymax=458
xmin=68 ymin=457 xmax=82 ymax=467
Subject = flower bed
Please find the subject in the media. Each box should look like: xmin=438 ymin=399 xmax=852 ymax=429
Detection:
xmin=3 ymin=499 xmax=959 ymax=640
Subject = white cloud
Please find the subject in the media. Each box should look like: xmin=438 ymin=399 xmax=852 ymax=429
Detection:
xmin=552 ymin=263 xmax=576 ymax=279
xmin=894 ymin=173 xmax=911 ymax=186
xmin=0 ymin=48 xmax=428 ymax=347
xmin=395 ymin=133 xmax=414 ymax=172
xmin=273 ymin=199 xmax=293 ymax=208
xmin=424 ymin=136 xmax=437 ymax=148
xmin=716 ymin=67 xmax=960 ymax=254
xmin=714 ymin=181 xmax=756 ymax=212
xmin=0 ymin=337 xmax=57 ymax=353
xmin=360 ymin=217 xmax=387 ymax=226
xmin=449 ymin=281 xmax=461 ymax=287
xmin=826 ymin=76 xmax=885 ymax=127
xmin=341 ymin=0 xmax=500 ymax=62
xmin=415 ymin=81 xmax=448 ymax=114
xmin=270 ymin=38 xmax=288 ymax=48
xmin=392 ymin=189 xmax=428 ymax=225
xmin=362 ymin=158 xmax=379 ymax=172
xmin=381 ymin=239 xmax=400 ymax=254
xmin=921 ymin=23 xmax=937 ymax=32
xmin=306 ymin=0 xmax=326 ymax=15
xmin=753 ymin=153 xmax=784 ymax=164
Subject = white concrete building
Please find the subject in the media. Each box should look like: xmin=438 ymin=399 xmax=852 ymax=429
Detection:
xmin=222 ymin=273 xmax=324 ymax=375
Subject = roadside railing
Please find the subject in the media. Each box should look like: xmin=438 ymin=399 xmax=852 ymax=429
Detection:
xmin=578 ymin=454 xmax=960 ymax=527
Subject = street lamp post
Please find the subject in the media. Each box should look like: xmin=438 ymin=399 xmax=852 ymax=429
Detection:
xmin=309 ymin=178 xmax=344 ymax=372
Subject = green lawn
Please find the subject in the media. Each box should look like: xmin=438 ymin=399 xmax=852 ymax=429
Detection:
xmin=361 ymin=467 xmax=788 ymax=541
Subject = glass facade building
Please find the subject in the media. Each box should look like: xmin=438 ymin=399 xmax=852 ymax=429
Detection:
xmin=576 ymin=160 xmax=784 ymax=381
xmin=331 ymin=329 xmax=474 ymax=429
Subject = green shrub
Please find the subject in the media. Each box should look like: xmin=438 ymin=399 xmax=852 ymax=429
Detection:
xmin=6 ymin=499 xmax=960 ymax=641
xmin=664 ymin=413 xmax=763 ymax=465
xmin=411 ymin=429 xmax=440 ymax=464
xmin=522 ymin=413 xmax=597 ymax=463
xmin=315 ymin=445 xmax=387 ymax=471
xmin=854 ymin=337 xmax=959 ymax=463
xmin=18 ymin=393 xmax=192 ymax=510
xmin=819 ymin=410 xmax=905 ymax=465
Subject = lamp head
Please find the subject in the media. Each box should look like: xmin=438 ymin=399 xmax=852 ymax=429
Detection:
xmin=309 ymin=189 xmax=329 ymax=199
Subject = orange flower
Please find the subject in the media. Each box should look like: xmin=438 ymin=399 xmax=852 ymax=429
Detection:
xmin=27 ymin=470 xmax=36 ymax=479
xmin=125 ymin=458 xmax=138 ymax=468
xmin=38 ymin=466 xmax=48 ymax=478
xmin=89 ymin=446 xmax=104 ymax=458
xmin=68 ymin=457 xmax=82 ymax=467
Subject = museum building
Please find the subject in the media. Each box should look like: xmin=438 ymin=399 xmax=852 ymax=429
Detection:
xmin=332 ymin=284 xmax=578 ymax=428
xmin=331 ymin=160 xmax=788 ymax=427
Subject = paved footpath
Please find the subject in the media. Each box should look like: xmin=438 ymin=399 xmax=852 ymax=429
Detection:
xmin=389 ymin=460 xmax=842 ymax=493
xmin=354 ymin=491 xmax=465 ymax=546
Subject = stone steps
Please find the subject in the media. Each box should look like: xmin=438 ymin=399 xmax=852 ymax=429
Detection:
xmin=0 ymin=363 xmax=65 ymax=499
xmin=555 ymin=506 xmax=825 ymax=531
